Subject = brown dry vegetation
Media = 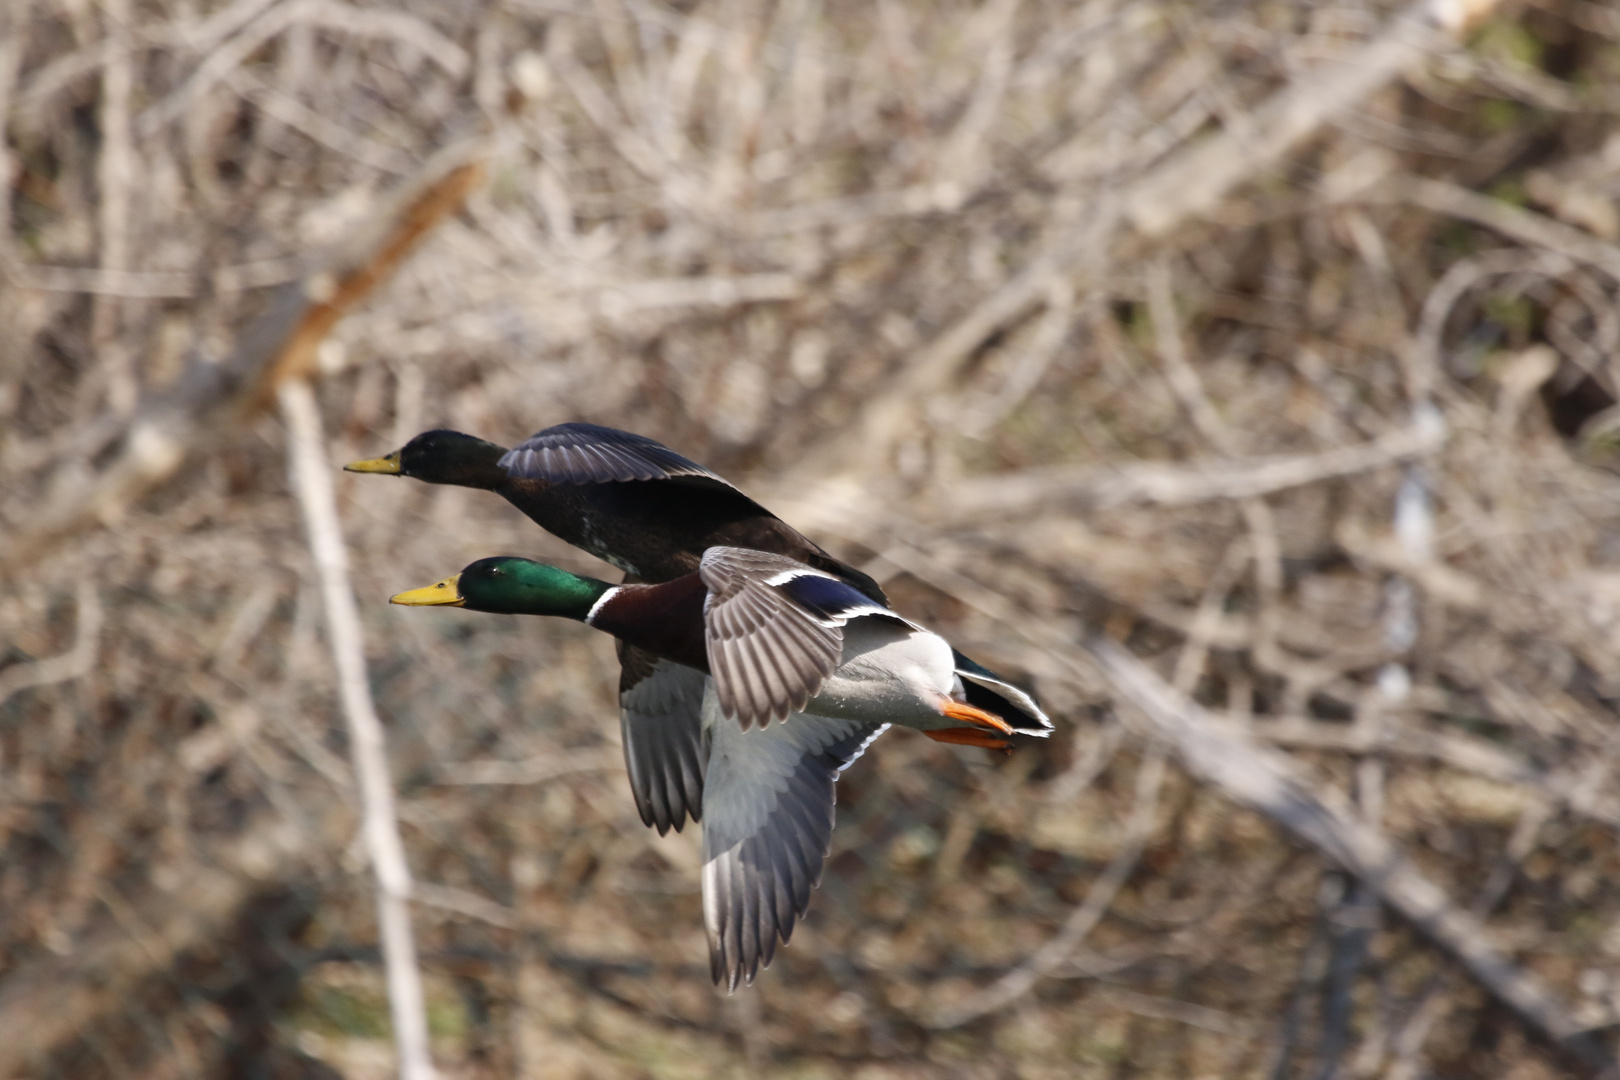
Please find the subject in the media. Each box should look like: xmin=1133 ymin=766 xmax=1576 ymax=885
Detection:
xmin=5 ymin=0 xmax=1620 ymax=1076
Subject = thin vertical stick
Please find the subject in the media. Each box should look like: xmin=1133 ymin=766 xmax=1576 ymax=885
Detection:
xmin=95 ymin=0 xmax=137 ymax=414
xmin=0 ymin=0 xmax=28 ymax=259
xmin=279 ymin=378 xmax=436 ymax=1080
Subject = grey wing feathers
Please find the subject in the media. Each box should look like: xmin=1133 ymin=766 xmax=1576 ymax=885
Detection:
xmin=498 ymin=422 xmax=736 ymax=486
xmin=618 ymin=646 xmax=708 ymax=834
xmin=700 ymin=548 xmax=845 ymax=729
xmin=700 ymin=685 xmax=886 ymax=990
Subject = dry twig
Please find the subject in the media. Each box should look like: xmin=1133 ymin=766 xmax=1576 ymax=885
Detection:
xmin=280 ymin=378 xmax=434 ymax=1080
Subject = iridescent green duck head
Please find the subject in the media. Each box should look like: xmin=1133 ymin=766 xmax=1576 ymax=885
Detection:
xmin=390 ymin=557 xmax=611 ymax=620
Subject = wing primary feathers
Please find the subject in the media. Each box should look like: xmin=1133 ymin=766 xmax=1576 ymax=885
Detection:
xmin=739 ymin=861 xmax=761 ymax=986
xmin=498 ymin=422 xmax=737 ymax=487
xmin=618 ymin=653 xmax=707 ymax=833
xmin=722 ymin=859 xmax=739 ymax=989
xmin=701 ymin=686 xmax=887 ymax=990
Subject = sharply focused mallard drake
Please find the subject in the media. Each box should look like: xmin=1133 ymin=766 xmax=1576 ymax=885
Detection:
xmin=348 ymin=423 xmax=1038 ymax=838
xmin=393 ymin=548 xmax=1048 ymax=743
xmin=392 ymin=548 xmax=1051 ymax=988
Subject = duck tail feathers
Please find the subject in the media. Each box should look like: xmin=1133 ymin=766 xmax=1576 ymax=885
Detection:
xmin=951 ymin=651 xmax=1053 ymax=736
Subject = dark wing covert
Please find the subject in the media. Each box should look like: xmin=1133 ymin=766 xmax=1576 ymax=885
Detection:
xmin=499 ymin=422 xmax=738 ymax=487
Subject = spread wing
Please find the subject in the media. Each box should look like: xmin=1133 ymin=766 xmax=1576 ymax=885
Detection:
xmin=498 ymin=422 xmax=740 ymax=488
xmin=700 ymin=684 xmax=886 ymax=990
xmin=699 ymin=548 xmax=894 ymax=729
xmin=617 ymin=642 xmax=708 ymax=834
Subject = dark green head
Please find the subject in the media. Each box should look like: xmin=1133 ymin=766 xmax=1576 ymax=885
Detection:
xmin=391 ymin=557 xmax=612 ymax=620
xmin=345 ymin=429 xmax=510 ymax=489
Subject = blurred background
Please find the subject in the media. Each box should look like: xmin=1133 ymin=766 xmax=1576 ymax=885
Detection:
xmin=4 ymin=0 xmax=1620 ymax=1076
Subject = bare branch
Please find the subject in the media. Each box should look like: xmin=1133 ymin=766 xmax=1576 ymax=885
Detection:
xmin=934 ymin=411 xmax=1445 ymax=517
xmin=280 ymin=378 xmax=435 ymax=1080
xmin=0 ymin=577 xmax=102 ymax=710
xmin=434 ymin=747 xmax=614 ymax=787
xmin=0 ymin=812 xmax=310 ymax=1077
xmin=0 ymin=138 xmax=484 ymax=576
xmin=1121 ymin=0 xmax=1496 ymax=239
xmin=92 ymin=0 xmax=136 ymax=415
xmin=930 ymin=747 xmax=1167 ymax=1027
xmin=136 ymin=0 xmax=470 ymax=137
xmin=1086 ymin=637 xmax=1616 ymax=1073
xmin=1376 ymin=176 xmax=1620 ymax=282
xmin=794 ymin=0 xmax=1502 ymax=479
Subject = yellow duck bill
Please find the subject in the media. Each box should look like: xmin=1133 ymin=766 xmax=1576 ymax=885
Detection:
xmin=390 ymin=575 xmax=465 ymax=606
xmin=343 ymin=451 xmax=403 ymax=474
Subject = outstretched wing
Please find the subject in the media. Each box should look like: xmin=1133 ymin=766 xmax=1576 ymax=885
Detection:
xmin=498 ymin=422 xmax=740 ymax=487
xmin=618 ymin=643 xmax=708 ymax=834
xmin=700 ymin=684 xmax=886 ymax=991
xmin=699 ymin=548 xmax=895 ymax=728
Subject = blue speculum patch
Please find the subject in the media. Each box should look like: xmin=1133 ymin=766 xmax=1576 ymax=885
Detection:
xmin=778 ymin=574 xmax=873 ymax=620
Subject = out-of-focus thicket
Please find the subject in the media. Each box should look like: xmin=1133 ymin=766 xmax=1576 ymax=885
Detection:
xmin=4 ymin=0 xmax=1620 ymax=1075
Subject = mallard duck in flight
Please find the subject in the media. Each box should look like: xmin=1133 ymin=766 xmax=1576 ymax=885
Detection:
xmin=391 ymin=548 xmax=1050 ymax=988
xmin=392 ymin=548 xmax=1047 ymax=742
xmin=347 ymin=423 xmax=897 ymax=836
xmin=344 ymin=424 xmax=885 ymax=597
xmin=347 ymin=423 xmax=1043 ymax=842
